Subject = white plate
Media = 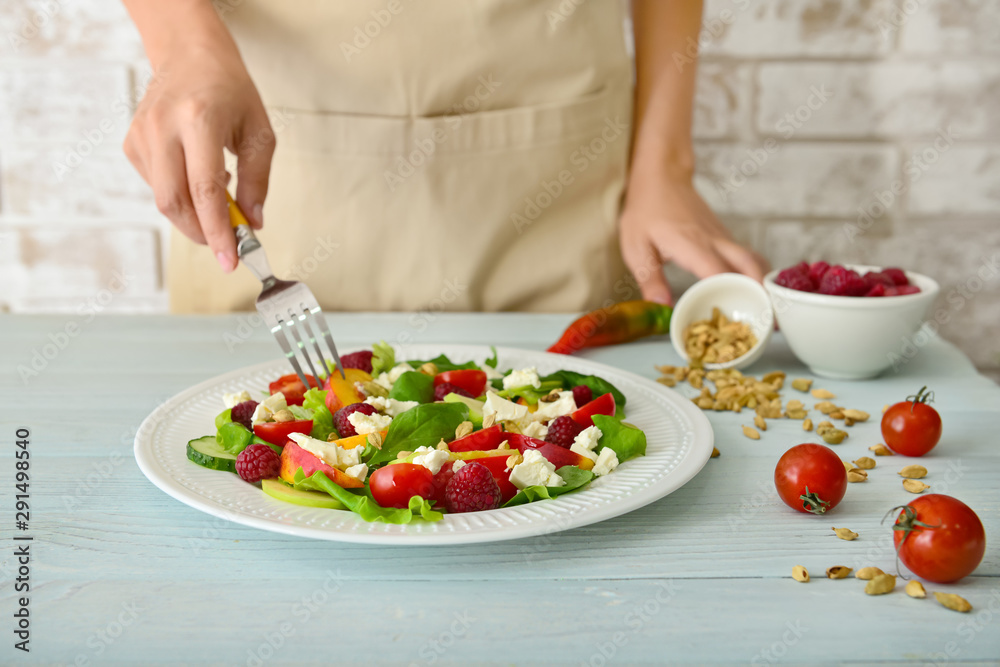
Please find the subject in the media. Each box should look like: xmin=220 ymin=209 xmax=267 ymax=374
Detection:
xmin=134 ymin=344 xmax=714 ymax=545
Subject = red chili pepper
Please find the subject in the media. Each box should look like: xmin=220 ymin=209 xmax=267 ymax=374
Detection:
xmin=547 ymin=300 xmax=673 ymax=355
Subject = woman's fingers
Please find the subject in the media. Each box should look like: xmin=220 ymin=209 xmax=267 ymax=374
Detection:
xmin=182 ymin=124 xmax=236 ymax=272
xmin=234 ymin=112 xmax=276 ymax=230
xmin=621 ymin=230 xmax=673 ymax=305
xmin=716 ymin=238 xmax=768 ymax=281
xmin=150 ymin=140 xmax=205 ymax=244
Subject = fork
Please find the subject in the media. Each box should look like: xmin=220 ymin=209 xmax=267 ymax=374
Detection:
xmin=226 ymin=192 xmax=345 ymax=385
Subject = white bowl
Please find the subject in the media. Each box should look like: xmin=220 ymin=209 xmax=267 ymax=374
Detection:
xmin=763 ymin=265 xmax=939 ymax=380
xmin=669 ymin=273 xmax=774 ymax=370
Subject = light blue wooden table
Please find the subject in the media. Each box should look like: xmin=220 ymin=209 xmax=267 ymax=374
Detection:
xmin=2 ymin=313 xmax=998 ymax=665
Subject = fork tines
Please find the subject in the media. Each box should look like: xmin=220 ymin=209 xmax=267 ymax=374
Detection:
xmin=271 ymin=305 xmax=344 ymax=390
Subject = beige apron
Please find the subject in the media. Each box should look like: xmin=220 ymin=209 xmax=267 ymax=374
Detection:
xmin=169 ymin=0 xmax=633 ymax=313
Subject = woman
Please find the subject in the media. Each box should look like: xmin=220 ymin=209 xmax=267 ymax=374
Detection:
xmin=122 ymin=0 xmax=766 ymax=313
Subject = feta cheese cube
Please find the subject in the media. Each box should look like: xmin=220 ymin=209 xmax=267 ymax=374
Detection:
xmin=347 ymin=411 xmax=393 ymax=435
xmin=288 ymin=432 xmax=340 ymax=467
xmin=509 ymin=450 xmax=565 ymax=489
xmin=569 ymin=441 xmax=598 ymax=462
xmin=337 ymin=445 xmax=362 ymax=468
xmin=364 ymin=396 xmax=419 ymax=417
xmin=411 ymin=446 xmax=451 ymax=475
xmin=569 ymin=425 xmax=602 ymax=462
xmin=503 ymin=367 xmax=541 ymax=391
xmin=483 ymin=391 xmax=529 ymax=424
xmin=251 ymin=392 xmax=287 ymax=425
xmin=223 ymin=390 xmax=253 ymax=409
xmin=481 ymin=364 xmax=503 ymax=380
xmin=532 ymin=391 xmax=576 ymax=422
xmin=521 ymin=421 xmax=549 ymax=440
xmin=592 ymin=448 xmax=619 ymax=476
xmin=373 ymin=363 xmax=415 ymax=390
xmin=344 ymin=463 xmax=369 ymax=482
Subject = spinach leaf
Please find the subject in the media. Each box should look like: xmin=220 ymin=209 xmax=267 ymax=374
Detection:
xmin=407 ymin=353 xmax=480 ymax=372
xmin=371 ymin=340 xmax=395 ymax=377
xmin=302 ymin=388 xmax=337 ymax=441
xmin=484 ymin=346 xmax=499 ymax=369
xmin=503 ymin=466 xmax=594 ymax=507
xmin=538 ymin=370 xmax=626 ymax=408
xmin=217 ymin=421 xmax=269 ymax=455
xmin=369 ymin=402 xmax=469 ymax=467
xmin=292 ymin=470 xmax=442 ymax=523
xmin=592 ymin=415 xmax=646 ymax=462
xmin=388 ymin=371 xmax=435 ymax=403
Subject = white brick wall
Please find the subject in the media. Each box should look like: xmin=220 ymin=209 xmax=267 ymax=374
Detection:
xmin=0 ymin=1 xmax=997 ymax=369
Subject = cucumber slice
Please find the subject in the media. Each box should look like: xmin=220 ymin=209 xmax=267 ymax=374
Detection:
xmin=187 ymin=435 xmax=238 ymax=473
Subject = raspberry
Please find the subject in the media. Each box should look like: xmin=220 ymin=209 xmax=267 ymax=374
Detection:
xmin=545 ymin=415 xmax=584 ymax=448
xmin=340 ymin=350 xmax=374 ymax=374
xmin=882 ymin=267 xmax=909 ymax=286
xmin=433 ymin=382 xmax=472 ymax=402
xmin=864 ymin=283 xmax=886 ymax=297
xmin=775 ymin=267 xmax=816 ymax=292
xmin=333 ymin=402 xmax=377 ymax=438
xmin=808 ymin=261 xmax=831 ymax=287
xmin=444 ymin=462 xmax=501 ymax=513
xmin=818 ymin=266 xmax=866 ymax=296
xmin=572 ymin=385 xmax=592 ymax=407
xmin=863 ymin=271 xmax=895 ymax=290
xmin=230 ymin=400 xmax=258 ymax=430
xmin=235 ymin=443 xmax=281 ymax=483
xmin=885 ymin=285 xmax=921 ymax=296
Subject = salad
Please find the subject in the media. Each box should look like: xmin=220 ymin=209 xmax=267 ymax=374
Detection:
xmin=186 ymin=343 xmax=647 ymax=524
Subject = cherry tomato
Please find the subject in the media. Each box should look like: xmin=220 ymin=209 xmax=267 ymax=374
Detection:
xmin=433 ymin=370 xmax=487 ymax=398
xmin=892 ymin=494 xmax=985 ymax=583
xmin=882 ymin=386 xmax=942 ymax=457
xmin=253 ymin=419 xmax=313 ymax=446
xmin=774 ymin=444 xmax=847 ymax=515
xmin=269 ymin=373 xmax=320 ymax=406
xmin=369 ymin=463 xmax=435 ymax=509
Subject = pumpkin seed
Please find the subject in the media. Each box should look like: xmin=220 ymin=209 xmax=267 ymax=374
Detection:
xmin=454 ymin=421 xmax=474 ymax=440
xmin=816 ymin=401 xmax=838 ymax=415
xmin=833 ymin=527 xmax=858 ymax=541
xmin=899 ymin=465 xmax=928 ymax=479
xmin=826 ymin=566 xmax=852 ymax=579
xmin=792 ymin=565 xmax=809 ymax=582
xmin=419 ymin=362 xmax=439 ymax=375
xmin=811 ymin=388 xmax=835 ymax=399
xmin=791 ymin=378 xmax=813 ymax=392
xmin=816 ymin=421 xmax=834 ymax=434
xmin=843 ymin=409 xmax=870 ymax=422
xmin=843 ymin=416 xmax=855 ymax=427
xmin=905 ymin=581 xmax=927 ymax=599
xmin=934 ymin=592 xmax=972 ymax=613
xmin=396 ymin=450 xmax=412 ymax=459
xmin=843 ymin=460 xmax=854 ymax=472
xmin=366 ymin=432 xmax=383 ymax=450
xmin=482 ymin=412 xmax=497 ymax=428
xmin=869 ymin=443 xmax=894 ymax=456
xmin=803 ymin=418 xmax=813 ymax=431
xmin=436 ymin=439 xmax=450 ymax=451
xmin=786 ymin=408 xmax=808 ymax=420
xmin=786 ymin=399 xmax=804 ymax=411
xmin=497 ymin=440 xmax=510 ymax=450
xmin=847 ymin=469 xmax=868 ymax=483
xmin=903 ymin=479 xmax=930 ymax=494
xmin=711 ymin=447 xmax=720 ymax=458
xmin=362 ymin=381 xmax=389 ymax=398
xmin=822 ymin=428 xmax=848 ymax=445
xmin=882 ymin=404 xmax=890 ymax=413
xmin=754 ymin=414 xmax=767 ymax=431
xmin=656 ymin=376 xmax=677 ymax=388
xmin=271 ymin=409 xmax=295 ymax=423
xmin=742 ymin=425 xmax=761 ymax=440
xmin=856 ymin=567 xmax=884 ymax=580
xmin=865 ymin=573 xmax=896 ymax=595
xmin=853 ymin=457 xmax=876 ymax=470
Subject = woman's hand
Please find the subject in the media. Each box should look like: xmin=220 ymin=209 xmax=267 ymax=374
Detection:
xmin=619 ymin=170 xmax=769 ymax=304
xmin=123 ymin=1 xmax=274 ymax=272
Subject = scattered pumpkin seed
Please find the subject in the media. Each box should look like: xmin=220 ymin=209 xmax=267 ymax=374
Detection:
xmin=271 ymin=409 xmax=295 ymax=423
xmin=367 ymin=432 xmax=383 ymax=450
xmin=419 ymin=362 xmax=439 ymax=375
xmin=843 ymin=409 xmax=870 ymax=422
xmin=743 ymin=425 xmax=761 ymax=440
xmin=822 ymin=428 xmax=848 ymax=445
xmin=792 ymin=565 xmax=810 ymax=582
xmin=815 ymin=401 xmax=838 ymax=415
xmin=656 ymin=376 xmax=677 ymax=388
xmin=844 ymin=416 xmax=855 ymax=427
xmin=934 ymin=592 xmax=972 ymax=613
xmin=853 ymin=457 xmax=876 ymax=470
xmin=882 ymin=404 xmax=890 ymax=413
xmin=711 ymin=447 xmax=720 ymax=458
xmin=856 ymin=567 xmax=884 ymax=580
xmin=847 ymin=469 xmax=868 ymax=483
xmin=786 ymin=399 xmax=804 ymax=411
xmin=754 ymin=414 xmax=767 ymax=431
xmin=454 ymin=421 xmax=474 ymax=440
xmin=506 ymin=452 xmax=523 ymax=469
xmin=905 ymin=581 xmax=927 ymax=598
xmin=843 ymin=460 xmax=854 ymax=472
xmin=899 ymin=465 xmax=928 ymax=479
xmin=482 ymin=412 xmax=497 ymax=428
xmin=497 ymin=440 xmax=510 ymax=450
xmin=816 ymin=421 xmax=835 ymax=434
xmin=903 ymin=479 xmax=930 ymax=494
xmin=791 ymin=378 xmax=813 ymax=392
xmin=811 ymin=388 xmax=835 ymax=399
xmin=869 ymin=443 xmax=894 ymax=456
xmin=865 ymin=574 xmax=896 ymax=595
xmin=826 ymin=566 xmax=852 ymax=579
xmin=786 ymin=408 xmax=808 ymax=420
xmin=436 ymin=439 xmax=450 ymax=451
xmin=833 ymin=527 xmax=859 ymax=541
xmin=803 ymin=418 xmax=813 ymax=431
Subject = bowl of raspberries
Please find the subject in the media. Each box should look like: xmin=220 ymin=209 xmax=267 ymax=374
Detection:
xmin=764 ymin=262 xmax=939 ymax=379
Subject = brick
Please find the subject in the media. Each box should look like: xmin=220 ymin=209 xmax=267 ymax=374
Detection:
xmin=0 ymin=225 xmax=163 ymax=312
xmin=694 ymin=63 xmax=751 ymax=140
xmin=0 ymin=64 xmax=132 ymax=142
xmin=896 ymin=0 xmax=1000 ymax=55
xmin=756 ymin=62 xmax=1000 ymax=139
xmin=0 ymin=146 xmax=155 ymax=219
xmin=906 ymin=146 xmax=1000 ymax=215
xmin=0 ymin=0 xmax=144 ymax=60
xmin=700 ymin=0 xmax=893 ymax=57
xmin=694 ymin=143 xmax=898 ymax=217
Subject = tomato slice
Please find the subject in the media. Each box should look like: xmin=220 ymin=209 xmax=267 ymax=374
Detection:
xmin=448 ymin=425 xmax=505 ymax=452
xmin=570 ymin=392 xmax=616 ymax=427
xmin=268 ymin=374 xmax=319 ymax=406
xmin=369 ymin=463 xmax=435 ymax=509
xmin=253 ymin=419 xmax=313 ymax=446
xmin=433 ymin=370 xmax=487 ymax=398
xmin=506 ymin=433 xmax=595 ymax=471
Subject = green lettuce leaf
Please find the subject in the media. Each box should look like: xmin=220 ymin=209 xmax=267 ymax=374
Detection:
xmin=407 ymin=353 xmax=480 ymax=372
xmin=217 ymin=421 xmax=271 ymax=455
xmin=215 ymin=409 xmax=232 ymax=440
xmin=370 ymin=402 xmax=469 ymax=467
xmin=503 ymin=466 xmax=594 ymax=507
xmin=371 ymin=340 xmax=395 ymax=377
xmin=592 ymin=415 xmax=646 ymax=462
xmin=497 ymin=380 xmax=562 ymax=405
xmin=484 ymin=346 xmax=499 ymax=369
xmin=538 ymin=370 xmax=627 ymax=408
xmin=388 ymin=371 xmax=435 ymax=403
xmin=292 ymin=469 xmax=442 ymax=523
xmin=302 ymin=388 xmax=337 ymax=441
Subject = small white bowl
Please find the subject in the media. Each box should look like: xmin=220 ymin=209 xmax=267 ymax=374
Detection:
xmin=669 ymin=273 xmax=774 ymax=370
xmin=763 ymin=265 xmax=939 ymax=380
